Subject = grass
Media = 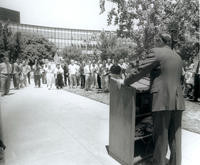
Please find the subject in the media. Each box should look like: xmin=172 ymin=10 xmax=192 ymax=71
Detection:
xmin=64 ymin=87 xmax=200 ymax=134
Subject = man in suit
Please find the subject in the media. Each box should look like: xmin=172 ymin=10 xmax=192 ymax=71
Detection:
xmin=117 ymin=33 xmax=185 ymax=165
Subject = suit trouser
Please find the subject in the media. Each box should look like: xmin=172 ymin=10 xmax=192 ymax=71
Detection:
xmin=0 ymin=76 xmax=11 ymax=95
xmin=152 ymin=110 xmax=183 ymax=165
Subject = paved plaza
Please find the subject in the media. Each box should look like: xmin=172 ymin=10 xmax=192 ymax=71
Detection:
xmin=0 ymin=86 xmax=200 ymax=165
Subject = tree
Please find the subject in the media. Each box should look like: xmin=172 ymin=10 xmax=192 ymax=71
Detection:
xmin=61 ymin=46 xmax=82 ymax=62
xmin=9 ymin=32 xmax=22 ymax=63
xmin=97 ymin=31 xmax=136 ymax=60
xmin=113 ymin=38 xmax=136 ymax=60
xmin=1 ymin=24 xmax=57 ymax=63
xmin=100 ymin=0 xmax=199 ymax=60
xmin=97 ymin=31 xmax=117 ymax=60
xmin=0 ymin=22 xmax=13 ymax=61
xmin=18 ymin=32 xmax=57 ymax=63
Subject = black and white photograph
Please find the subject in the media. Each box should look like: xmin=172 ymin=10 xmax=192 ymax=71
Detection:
xmin=0 ymin=0 xmax=199 ymax=165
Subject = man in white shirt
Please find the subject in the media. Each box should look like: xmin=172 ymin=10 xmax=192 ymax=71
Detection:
xmin=68 ymin=60 xmax=77 ymax=88
xmin=84 ymin=60 xmax=92 ymax=91
xmin=118 ymin=59 xmax=127 ymax=79
xmin=0 ymin=56 xmax=12 ymax=96
xmin=12 ymin=59 xmax=21 ymax=89
xmin=21 ymin=61 xmax=31 ymax=87
xmin=106 ymin=58 xmax=113 ymax=71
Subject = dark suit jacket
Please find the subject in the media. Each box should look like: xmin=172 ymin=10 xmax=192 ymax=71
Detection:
xmin=124 ymin=46 xmax=185 ymax=112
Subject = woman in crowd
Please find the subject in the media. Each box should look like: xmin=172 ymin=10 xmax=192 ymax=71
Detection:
xmin=55 ymin=64 xmax=64 ymax=89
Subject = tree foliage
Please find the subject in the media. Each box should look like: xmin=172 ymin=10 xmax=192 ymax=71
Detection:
xmin=0 ymin=22 xmax=57 ymax=63
xmin=0 ymin=22 xmax=13 ymax=61
xmin=61 ymin=46 xmax=82 ymax=62
xmin=100 ymin=0 xmax=199 ymax=60
xmin=97 ymin=31 xmax=136 ymax=60
xmin=97 ymin=31 xmax=117 ymax=60
xmin=15 ymin=32 xmax=57 ymax=63
xmin=9 ymin=32 xmax=22 ymax=63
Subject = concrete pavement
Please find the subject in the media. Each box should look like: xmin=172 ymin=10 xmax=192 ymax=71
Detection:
xmin=0 ymin=85 xmax=200 ymax=165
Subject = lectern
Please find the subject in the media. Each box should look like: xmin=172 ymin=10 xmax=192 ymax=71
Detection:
xmin=107 ymin=78 xmax=153 ymax=165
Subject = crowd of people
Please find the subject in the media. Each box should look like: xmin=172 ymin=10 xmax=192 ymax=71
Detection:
xmin=0 ymin=56 xmax=32 ymax=96
xmin=31 ymin=57 xmax=134 ymax=92
xmin=0 ymin=54 xmax=135 ymax=95
xmin=0 ymin=51 xmax=200 ymax=102
xmin=183 ymin=59 xmax=200 ymax=102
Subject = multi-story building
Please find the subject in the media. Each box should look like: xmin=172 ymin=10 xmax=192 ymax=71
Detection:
xmin=0 ymin=7 xmax=115 ymax=54
xmin=8 ymin=23 xmax=110 ymax=53
xmin=0 ymin=7 xmax=20 ymax=23
xmin=1 ymin=7 xmax=135 ymax=56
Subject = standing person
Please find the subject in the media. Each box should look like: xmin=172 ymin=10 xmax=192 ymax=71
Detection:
xmin=42 ymin=64 xmax=48 ymax=84
xmin=193 ymin=60 xmax=200 ymax=102
xmin=68 ymin=60 xmax=77 ymax=88
xmin=119 ymin=59 xmax=126 ymax=78
xmin=96 ymin=61 xmax=102 ymax=89
xmin=12 ymin=59 xmax=21 ymax=89
xmin=0 ymin=56 xmax=12 ymax=96
xmin=20 ymin=62 xmax=26 ymax=88
xmin=46 ymin=63 xmax=54 ymax=90
xmin=33 ymin=61 xmax=42 ymax=88
xmin=55 ymin=64 xmax=64 ymax=89
xmin=75 ymin=61 xmax=80 ymax=87
xmin=63 ymin=63 xmax=69 ymax=86
xmin=21 ymin=61 xmax=31 ymax=87
xmin=50 ymin=60 xmax=56 ymax=87
xmin=100 ymin=61 xmax=109 ymax=92
xmin=27 ymin=61 xmax=31 ymax=85
xmin=184 ymin=66 xmax=194 ymax=99
xmin=106 ymin=59 xmax=113 ymax=71
xmin=106 ymin=59 xmax=112 ymax=91
xmin=91 ymin=62 xmax=97 ymax=88
xmin=84 ymin=60 xmax=92 ymax=91
xmin=110 ymin=58 xmax=122 ymax=79
xmin=80 ymin=61 xmax=85 ymax=89
xmin=117 ymin=33 xmax=185 ymax=165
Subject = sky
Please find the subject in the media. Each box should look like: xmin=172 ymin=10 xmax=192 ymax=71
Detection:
xmin=1 ymin=0 xmax=116 ymax=31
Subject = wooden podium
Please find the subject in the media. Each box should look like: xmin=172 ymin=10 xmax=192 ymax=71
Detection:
xmin=107 ymin=78 xmax=153 ymax=165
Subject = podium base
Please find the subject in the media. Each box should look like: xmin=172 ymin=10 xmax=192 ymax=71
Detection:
xmin=106 ymin=145 xmax=152 ymax=165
